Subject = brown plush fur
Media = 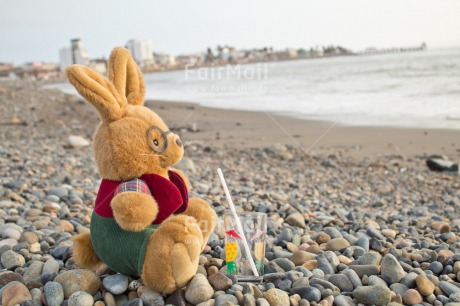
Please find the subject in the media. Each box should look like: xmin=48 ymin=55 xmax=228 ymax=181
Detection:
xmin=182 ymin=198 xmax=218 ymax=250
xmin=71 ymin=232 xmax=103 ymax=271
xmin=111 ymin=192 xmax=158 ymax=231
xmin=142 ymin=215 xmax=203 ymax=293
xmin=109 ymin=47 xmax=145 ymax=106
xmin=67 ymin=46 xmax=217 ymax=294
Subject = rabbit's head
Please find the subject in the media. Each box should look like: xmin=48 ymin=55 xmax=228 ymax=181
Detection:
xmin=66 ymin=47 xmax=183 ymax=181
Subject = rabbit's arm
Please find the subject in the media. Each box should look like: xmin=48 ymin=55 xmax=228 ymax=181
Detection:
xmin=111 ymin=192 xmax=158 ymax=232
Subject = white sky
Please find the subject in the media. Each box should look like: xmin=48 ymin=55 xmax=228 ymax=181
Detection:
xmin=1 ymin=0 xmax=459 ymax=64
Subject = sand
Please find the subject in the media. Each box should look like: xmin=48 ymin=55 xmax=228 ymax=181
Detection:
xmin=150 ymin=100 xmax=460 ymax=160
xmin=2 ymin=80 xmax=459 ymax=163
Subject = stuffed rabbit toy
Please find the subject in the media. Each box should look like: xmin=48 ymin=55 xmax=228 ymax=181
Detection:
xmin=69 ymin=47 xmax=217 ymax=294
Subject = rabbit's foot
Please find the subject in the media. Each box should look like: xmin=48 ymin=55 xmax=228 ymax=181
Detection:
xmin=141 ymin=215 xmax=203 ymax=294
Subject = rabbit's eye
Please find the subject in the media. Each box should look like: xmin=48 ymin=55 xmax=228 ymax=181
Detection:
xmin=153 ymin=139 xmax=159 ymax=146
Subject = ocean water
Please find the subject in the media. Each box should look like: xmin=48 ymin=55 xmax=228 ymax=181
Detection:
xmin=49 ymin=48 xmax=460 ymax=129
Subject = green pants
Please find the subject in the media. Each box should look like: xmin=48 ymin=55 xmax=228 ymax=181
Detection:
xmin=90 ymin=212 xmax=158 ymax=275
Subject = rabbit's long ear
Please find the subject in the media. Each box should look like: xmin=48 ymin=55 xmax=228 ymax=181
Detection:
xmin=108 ymin=47 xmax=146 ymax=106
xmin=66 ymin=65 xmax=127 ymax=123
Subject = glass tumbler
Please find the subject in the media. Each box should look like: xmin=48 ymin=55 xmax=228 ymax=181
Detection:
xmin=223 ymin=212 xmax=267 ymax=282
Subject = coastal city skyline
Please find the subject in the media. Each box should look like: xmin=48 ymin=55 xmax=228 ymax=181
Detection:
xmin=0 ymin=37 xmax=427 ymax=80
xmin=1 ymin=0 xmax=459 ymax=65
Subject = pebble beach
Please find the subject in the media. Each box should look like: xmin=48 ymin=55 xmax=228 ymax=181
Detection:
xmin=1 ymin=80 xmax=460 ymax=306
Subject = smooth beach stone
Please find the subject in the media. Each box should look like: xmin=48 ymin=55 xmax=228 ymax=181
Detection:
xmin=129 ymin=279 xmax=143 ymax=291
xmin=369 ymin=238 xmax=385 ymax=252
xmin=368 ymin=275 xmax=389 ymax=288
xmin=273 ymin=278 xmax=292 ymax=291
xmin=54 ymin=269 xmax=101 ymax=298
xmin=139 ymin=287 xmax=164 ymax=306
xmin=415 ymin=274 xmax=435 ymax=296
xmin=334 ymin=294 xmax=357 ymax=306
xmin=23 ymin=260 xmax=44 ymax=283
xmin=256 ymin=298 xmax=271 ymax=306
xmin=285 ymin=213 xmax=306 ymax=227
xmin=49 ymin=187 xmax=68 ymax=198
xmin=0 ymin=271 xmax=24 ymax=286
xmin=68 ymin=291 xmax=94 ymax=306
xmin=123 ymin=298 xmax=143 ymax=306
xmin=349 ymin=265 xmax=380 ymax=278
xmin=402 ymin=289 xmax=423 ymax=305
xmin=316 ymin=232 xmax=331 ymax=244
xmin=326 ymin=238 xmax=350 ymax=251
xmin=290 ymin=286 xmax=321 ymax=302
xmin=310 ymin=278 xmax=335 ymax=290
xmin=51 ymin=246 xmax=71 ymax=260
xmin=324 ymin=251 xmax=340 ymax=269
xmin=290 ymin=251 xmax=316 ymax=266
xmin=450 ymin=293 xmax=460 ymax=303
xmin=208 ymin=272 xmax=232 ymax=291
xmin=1 ymin=250 xmax=25 ymax=269
xmin=286 ymin=270 xmax=304 ymax=282
xmin=278 ymin=228 xmax=294 ymax=242
xmin=2 ymin=227 xmax=21 ymax=240
xmin=439 ymin=281 xmax=460 ymax=296
xmin=324 ymin=227 xmax=342 ymax=239
xmin=316 ymin=253 xmax=335 ymax=275
xmin=272 ymin=258 xmax=295 ymax=271
xmin=41 ymin=272 xmax=57 ymax=284
xmin=165 ymin=289 xmax=186 ymax=306
xmin=0 ymin=281 xmax=31 ymax=306
xmin=274 ymin=250 xmax=293 ymax=259
xmin=357 ymin=237 xmax=370 ymax=252
xmin=263 ymin=288 xmax=289 ymax=306
xmin=243 ymin=293 xmax=256 ymax=306
xmin=185 ymin=274 xmax=214 ymax=305
xmin=295 ymin=266 xmax=313 ymax=278
xmin=30 ymin=287 xmax=42 ymax=305
xmin=44 ymin=281 xmax=65 ymax=306
xmin=328 ymin=274 xmax=354 ymax=292
xmin=103 ymin=274 xmax=129 ymax=295
xmin=400 ymin=272 xmax=418 ymax=288
xmin=343 ymin=269 xmax=362 ymax=289
xmin=352 ymin=285 xmax=392 ymax=306
xmin=357 ymin=252 xmax=382 ymax=266
xmin=343 ymin=234 xmax=358 ymax=246
xmin=390 ymin=283 xmax=409 ymax=296
xmin=429 ymin=261 xmax=444 ymax=274
xmin=292 ymin=277 xmax=310 ymax=288
xmin=43 ymin=258 xmax=60 ymax=274
xmin=263 ymin=273 xmax=285 ymax=282
xmin=215 ymin=294 xmax=239 ymax=306
xmin=380 ymin=254 xmax=407 ymax=284
xmin=366 ymin=228 xmax=384 ymax=240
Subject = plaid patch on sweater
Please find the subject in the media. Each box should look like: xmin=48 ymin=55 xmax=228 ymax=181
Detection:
xmin=114 ymin=178 xmax=152 ymax=196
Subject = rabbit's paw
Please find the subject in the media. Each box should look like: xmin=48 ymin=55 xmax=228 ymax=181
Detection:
xmin=181 ymin=198 xmax=218 ymax=250
xmin=111 ymin=192 xmax=158 ymax=231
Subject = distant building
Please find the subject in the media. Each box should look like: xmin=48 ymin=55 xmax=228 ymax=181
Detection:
xmin=126 ymin=40 xmax=154 ymax=67
xmin=154 ymin=53 xmax=176 ymax=67
xmin=175 ymin=55 xmax=200 ymax=67
xmin=90 ymin=58 xmax=108 ymax=74
xmin=0 ymin=63 xmax=16 ymax=79
xmin=59 ymin=39 xmax=90 ymax=71
xmin=273 ymin=48 xmax=298 ymax=60
xmin=16 ymin=62 xmax=59 ymax=80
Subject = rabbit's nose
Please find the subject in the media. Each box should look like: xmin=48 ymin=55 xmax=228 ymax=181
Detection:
xmin=175 ymin=138 xmax=183 ymax=147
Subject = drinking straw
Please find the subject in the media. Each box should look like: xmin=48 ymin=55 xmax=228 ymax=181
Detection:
xmin=217 ymin=168 xmax=260 ymax=277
